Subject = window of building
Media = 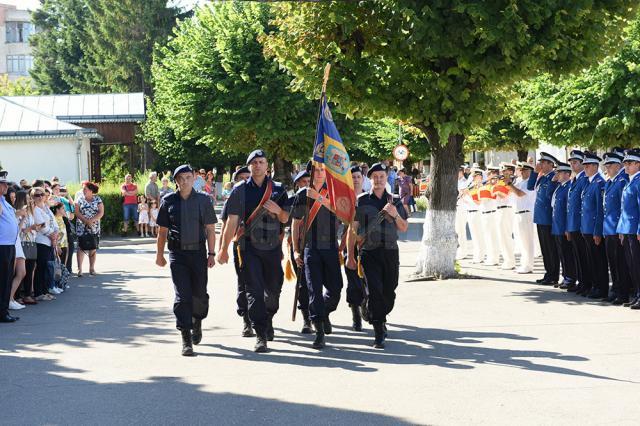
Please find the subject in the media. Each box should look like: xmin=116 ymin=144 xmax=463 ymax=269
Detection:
xmin=7 ymin=55 xmax=33 ymax=75
xmin=6 ymin=22 xmax=36 ymax=43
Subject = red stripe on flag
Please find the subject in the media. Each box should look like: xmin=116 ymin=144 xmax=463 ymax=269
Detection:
xmin=327 ymin=174 xmax=355 ymax=223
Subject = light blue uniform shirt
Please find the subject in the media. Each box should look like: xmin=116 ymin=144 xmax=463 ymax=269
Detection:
xmin=0 ymin=195 xmax=19 ymax=245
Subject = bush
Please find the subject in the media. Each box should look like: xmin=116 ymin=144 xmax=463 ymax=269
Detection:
xmin=415 ymin=196 xmax=429 ymax=212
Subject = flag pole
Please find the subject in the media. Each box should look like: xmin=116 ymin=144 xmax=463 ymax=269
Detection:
xmin=292 ymin=63 xmax=331 ymax=322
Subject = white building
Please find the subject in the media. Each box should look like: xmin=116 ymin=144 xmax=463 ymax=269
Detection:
xmin=0 ymin=3 xmax=34 ymax=80
xmin=0 ymin=92 xmax=145 ymax=184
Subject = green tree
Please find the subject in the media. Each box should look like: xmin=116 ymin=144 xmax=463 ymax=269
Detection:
xmin=146 ymin=2 xmax=326 ymax=184
xmin=519 ymin=16 xmax=640 ymax=149
xmin=30 ymin=0 xmax=88 ymax=94
xmin=264 ymin=1 xmax=636 ymax=278
xmin=466 ymin=115 xmax=538 ymax=161
xmin=0 ymin=76 xmax=39 ymax=96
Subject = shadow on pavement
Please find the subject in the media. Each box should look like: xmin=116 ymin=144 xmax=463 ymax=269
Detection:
xmin=508 ymin=288 xmax=615 ymax=306
xmin=0 ymin=355 xmax=410 ymax=425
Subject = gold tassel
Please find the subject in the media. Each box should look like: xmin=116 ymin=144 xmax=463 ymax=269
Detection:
xmin=236 ymin=244 xmax=243 ymax=268
xmin=357 ymin=255 xmax=364 ymax=278
xmin=285 ymin=258 xmax=296 ymax=282
xmin=339 ymin=253 xmax=345 ymax=266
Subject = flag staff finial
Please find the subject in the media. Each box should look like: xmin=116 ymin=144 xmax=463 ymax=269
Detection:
xmin=322 ymin=63 xmax=331 ymax=94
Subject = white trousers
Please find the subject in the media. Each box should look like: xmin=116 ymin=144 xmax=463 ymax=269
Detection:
xmin=481 ymin=211 xmax=500 ymax=265
xmin=467 ymin=211 xmax=485 ymax=263
xmin=455 ymin=207 xmax=468 ymax=259
xmin=496 ymin=207 xmax=516 ymax=268
xmin=515 ymin=211 xmax=535 ymax=271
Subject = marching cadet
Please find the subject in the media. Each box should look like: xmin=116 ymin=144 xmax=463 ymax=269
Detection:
xmin=550 ymin=162 xmax=577 ymax=287
xmin=565 ymin=150 xmax=589 ymax=293
xmin=616 ymin=148 xmax=640 ymax=309
xmin=285 ymin=166 xmax=312 ymax=334
xmin=344 ymin=165 xmax=366 ymax=331
xmin=508 ymin=162 xmax=536 ymax=273
xmin=217 ymin=150 xmax=289 ymax=353
xmin=579 ymin=152 xmax=608 ymax=299
xmin=528 ymin=152 xmax=560 ymax=285
xmin=602 ymin=150 xmax=631 ymax=304
xmin=155 ymin=165 xmax=218 ymax=356
xmin=347 ymin=163 xmax=408 ymax=349
xmin=493 ymin=163 xmax=516 ymax=270
xmin=291 ymin=163 xmax=343 ymax=349
xmin=464 ymin=168 xmax=485 ymax=264
xmin=456 ymin=165 xmax=470 ymax=260
xmin=480 ymin=166 xmax=500 ymax=266
xmin=218 ymin=166 xmax=253 ymax=337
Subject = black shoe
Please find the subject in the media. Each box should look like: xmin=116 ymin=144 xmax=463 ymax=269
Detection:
xmin=323 ymin=315 xmax=332 ymax=335
xmin=631 ymin=301 xmax=640 ymax=310
xmin=300 ymin=309 xmax=313 ymax=334
xmin=587 ymin=290 xmax=606 ymax=299
xmin=612 ymin=298 xmax=628 ymax=306
xmin=535 ymin=278 xmax=546 ymax=284
xmin=351 ymin=305 xmax=362 ymax=332
xmin=192 ymin=318 xmax=202 ymax=345
xmin=254 ymin=332 xmax=268 ymax=353
xmin=266 ymin=316 xmax=274 ymax=341
xmin=373 ymin=323 xmax=385 ymax=349
xmin=605 ymin=294 xmax=617 ymax=303
xmin=559 ymin=283 xmax=569 ymax=290
xmin=312 ymin=320 xmax=325 ymax=349
xmin=566 ymin=284 xmax=578 ymax=292
xmin=0 ymin=314 xmax=19 ymax=323
xmin=181 ymin=329 xmax=194 ymax=357
xmin=623 ymin=297 xmax=638 ymax=307
xmin=242 ymin=314 xmax=254 ymax=337
xmin=538 ymin=279 xmax=557 ymax=286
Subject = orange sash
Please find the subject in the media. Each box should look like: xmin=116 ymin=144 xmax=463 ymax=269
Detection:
xmin=306 ymin=187 xmax=329 ymax=231
xmin=234 ymin=181 xmax=273 ymax=241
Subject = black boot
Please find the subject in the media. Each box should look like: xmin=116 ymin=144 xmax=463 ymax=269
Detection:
xmin=323 ymin=315 xmax=332 ymax=335
xmin=242 ymin=313 xmax=254 ymax=337
xmin=300 ymin=309 xmax=313 ymax=334
xmin=181 ymin=329 xmax=194 ymax=356
xmin=254 ymin=331 xmax=268 ymax=353
xmin=373 ymin=322 xmax=385 ymax=349
xmin=192 ymin=318 xmax=202 ymax=345
xmin=312 ymin=320 xmax=325 ymax=349
xmin=266 ymin=316 xmax=275 ymax=341
xmin=351 ymin=305 xmax=362 ymax=331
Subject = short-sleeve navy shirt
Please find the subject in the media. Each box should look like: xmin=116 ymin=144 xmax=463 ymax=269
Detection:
xmin=355 ymin=190 xmax=407 ymax=250
xmin=156 ymin=189 xmax=217 ymax=250
xmin=291 ymin=187 xmax=339 ymax=249
xmin=225 ymin=177 xmax=287 ymax=250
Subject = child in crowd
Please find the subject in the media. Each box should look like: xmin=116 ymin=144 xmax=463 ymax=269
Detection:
xmin=149 ymin=200 xmax=159 ymax=237
xmin=138 ymin=195 xmax=149 ymax=237
xmin=222 ymin=181 xmax=233 ymax=200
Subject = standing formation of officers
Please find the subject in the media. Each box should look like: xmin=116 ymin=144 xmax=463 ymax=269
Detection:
xmin=456 ymin=148 xmax=640 ymax=309
xmin=155 ymin=150 xmax=408 ymax=356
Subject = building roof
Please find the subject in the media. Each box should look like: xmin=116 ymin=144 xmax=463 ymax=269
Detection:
xmin=0 ymin=96 xmax=100 ymax=140
xmin=5 ymin=92 xmax=145 ymax=123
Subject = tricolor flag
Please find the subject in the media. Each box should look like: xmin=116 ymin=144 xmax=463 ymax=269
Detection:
xmin=312 ymin=97 xmax=356 ymax=223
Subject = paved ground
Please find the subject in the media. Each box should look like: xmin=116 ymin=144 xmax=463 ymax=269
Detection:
xmin=2 ymin=240 xmax=640 ymax=425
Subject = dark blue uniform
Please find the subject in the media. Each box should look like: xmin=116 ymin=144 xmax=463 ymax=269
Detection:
xmin=566 ymin=171 xmax=589 ymax=290
xmin=225 ymin=177 xmax=287 ymax=333
xmin=551 ymin=181 xmax=576 ymax=284
xmin=528 ymin=171 xmax=559 ymax=282
xmin=283 ymin=194 xmax=309 ymax=313
xmin=355 ymin=190 xmax=408 ymax=324
xmin=616 ymin=172 xmax=640 ymax=304
xmin=291 ymin=187 xmax=343 ymax=322
xmin=604 ymin=169 xmax=631 ymax=302
xmin=156 ymin=189 xmax=217 ymax=330
xmin=580 ymin=173 xmax=609 ymax=297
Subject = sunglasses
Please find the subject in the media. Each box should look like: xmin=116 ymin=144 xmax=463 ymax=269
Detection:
xmin=33 ymin=193 xmax=44 ymax=198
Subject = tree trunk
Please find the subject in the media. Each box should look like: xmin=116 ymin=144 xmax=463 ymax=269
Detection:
xmin=413 ymin=125 xmax=463 ymax=279
xmin=517 ymin=149 xmax=528 ymax=162
xmin=273 ymin=156 xmax=293 ymax=188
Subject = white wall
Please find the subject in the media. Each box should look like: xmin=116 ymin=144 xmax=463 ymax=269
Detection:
xmin=536 ymin=143 xmax=567 ymax=163
xmin=483 ymin=149 xmax=536 ymax=166
xmin=0 ymin=136 xmax=91 ymax=184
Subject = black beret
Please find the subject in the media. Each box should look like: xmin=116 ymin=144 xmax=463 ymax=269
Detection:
xmin=173 ymin=164 xmax=194 ymax=179
xmin=246 ymin=149 xmax=267 ymax=165
xmin=350 ymin=165 xmax=363 ymax=175
xmin=232 ymin=166 xmax=250 ymax=182
xmin=367 ymin=162 xmax=388 ymax=178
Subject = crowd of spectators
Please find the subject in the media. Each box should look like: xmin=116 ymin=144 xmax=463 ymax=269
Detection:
xmin=0 ymin=172 xmax=104 ymax=322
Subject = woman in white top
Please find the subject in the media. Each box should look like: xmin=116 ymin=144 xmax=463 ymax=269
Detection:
xmin=32 ymin=187 xmax=58 ymax=301
xmin=16 ymin=191 xmax=38 ymax=306
xmin=8 ymin=191 xmax=34 ymax=310
xmin=75 ymin=182 xmax=103 ymax=276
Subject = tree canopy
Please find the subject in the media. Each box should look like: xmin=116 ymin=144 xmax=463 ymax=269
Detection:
xmin=518 ymin=15 xmax=640 ymax=149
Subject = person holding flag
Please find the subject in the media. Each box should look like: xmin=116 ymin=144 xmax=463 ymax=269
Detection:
xmin=347 ymin=163 xmax=409 ymax=349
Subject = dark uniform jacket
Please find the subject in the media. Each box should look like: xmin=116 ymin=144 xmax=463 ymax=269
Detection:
xmin=355 ymin=190 xmax=408 ymax=251
xmin=291 ymin=186 xmax=340 ymax=250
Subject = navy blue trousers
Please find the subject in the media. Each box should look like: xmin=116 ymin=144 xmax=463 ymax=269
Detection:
xmin=304 ymin=247 xmax=343 ymax=321
xmin=169 ymin=249 xmax=209 ymax=330
xmin=241 ymin=245 xmax=283 ymax=332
